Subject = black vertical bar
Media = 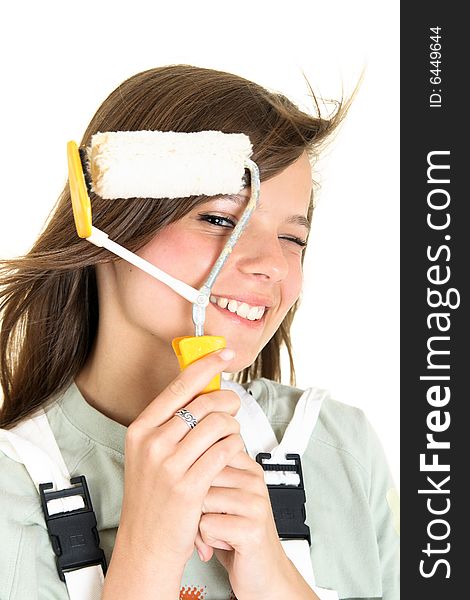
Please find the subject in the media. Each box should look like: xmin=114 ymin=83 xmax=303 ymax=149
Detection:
xmin=401 ymin=3 xmax=466 ymax=598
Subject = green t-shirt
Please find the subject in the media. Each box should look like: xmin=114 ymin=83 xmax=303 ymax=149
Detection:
xmin=0 ymin=378 xmax=399 ymax=599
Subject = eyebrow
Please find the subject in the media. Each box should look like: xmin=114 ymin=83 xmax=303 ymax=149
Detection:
xmin=223 ymin=194 xmax=311 ymax=233
xmin=286 ymin=214 xmax=311 ymax=232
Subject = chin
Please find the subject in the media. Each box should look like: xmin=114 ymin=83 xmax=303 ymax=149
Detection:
xmin=224 ymin=353 xmax=259 ymax=375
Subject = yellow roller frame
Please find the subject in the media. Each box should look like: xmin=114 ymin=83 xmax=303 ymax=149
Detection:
xmin=172 ymin=336 xmax=226 ymax=393
xmin=67 ymin=141 xmax=92 ymax=238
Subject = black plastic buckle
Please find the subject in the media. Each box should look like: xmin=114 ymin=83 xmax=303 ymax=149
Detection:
xmin=39 ymin=475 xmax=107 ymax=582
xmin=256 ymin=452 xmax=311 ymax=545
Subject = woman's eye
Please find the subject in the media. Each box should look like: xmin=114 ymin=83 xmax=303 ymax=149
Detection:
xmin=198 ymin=214 xmax=307 ymax=249
xmin=280 ymin=236 xmax=308 ymax=249
xmin=198 ymin=214 xmax=236 ymax=228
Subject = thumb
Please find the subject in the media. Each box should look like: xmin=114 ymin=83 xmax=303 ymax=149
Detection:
xmin=195 ymin=529 xmax=213 ymax=562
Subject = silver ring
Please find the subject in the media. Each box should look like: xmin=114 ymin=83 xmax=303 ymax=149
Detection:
xmin=174 ymin=408 xmax=198 ymax=429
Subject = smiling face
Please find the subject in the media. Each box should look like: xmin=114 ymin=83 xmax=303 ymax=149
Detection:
xmin=107 ymin=152 xmax=313 ymax=372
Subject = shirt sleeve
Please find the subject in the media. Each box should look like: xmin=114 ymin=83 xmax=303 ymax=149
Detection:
xmin=365 ymin=417 xmax=400 ymax=600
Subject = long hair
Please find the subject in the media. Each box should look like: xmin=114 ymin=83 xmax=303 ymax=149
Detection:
xmin=0 ymin=64 xmax=352 ymax=428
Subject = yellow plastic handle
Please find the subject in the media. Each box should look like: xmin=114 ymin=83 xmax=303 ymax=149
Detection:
xmin=67 ymin=140 xmax=93 ymax=238
xmin=172 ymin=335 xmax=226 ymax=393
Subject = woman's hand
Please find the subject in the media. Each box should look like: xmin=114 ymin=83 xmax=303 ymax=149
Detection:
xmin=196 ymin=451 xmax=318 ymax=600
xmin=103 ymin=348 xmax=243 ymax=597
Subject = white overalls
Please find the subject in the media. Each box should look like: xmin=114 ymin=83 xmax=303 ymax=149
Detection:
xmin=0 ymin=380 xmax=339 ymax=599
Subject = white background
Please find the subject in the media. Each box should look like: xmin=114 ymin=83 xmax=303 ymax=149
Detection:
xmin=0 ymin=0 xmax=399 ymax=485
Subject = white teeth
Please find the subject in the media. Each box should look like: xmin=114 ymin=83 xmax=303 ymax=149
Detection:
xmin=210 ymin=295 xmax=229 ymax=309
xmin=247 ymin=305 xmax=260 ymax=320
xmin=227 ymin=299 xmax=238 ymax=313
xmin=236 ymin=303 xmax=250 ymax=318
xmin=210 ymin=295 xmax=267 ymax=321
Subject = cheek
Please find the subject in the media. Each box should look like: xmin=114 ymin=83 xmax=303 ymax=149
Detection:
xmin=138 ymin=229 xmax=221 ymax=286
xmin=283 ymin=260 xmax=303 ymax=309
xmin=139 ymin=229 xmax=191 ymax=269
xmin=263 ymin=263 xmax=302 ymax=338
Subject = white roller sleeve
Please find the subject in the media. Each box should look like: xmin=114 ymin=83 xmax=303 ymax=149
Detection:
xmin=89 ymin=130 xmax=253 ymax=199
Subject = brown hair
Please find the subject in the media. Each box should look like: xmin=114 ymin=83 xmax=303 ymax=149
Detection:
xmin=0 ymin=64 xmax=352 ymax=428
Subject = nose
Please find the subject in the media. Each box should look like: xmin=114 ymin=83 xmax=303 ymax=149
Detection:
xmin=233 ymin=226 xmax=289 ymax=283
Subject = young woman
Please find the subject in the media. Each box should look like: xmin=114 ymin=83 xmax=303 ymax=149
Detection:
xmin=0 ymin=64 xmax=399 ymax=600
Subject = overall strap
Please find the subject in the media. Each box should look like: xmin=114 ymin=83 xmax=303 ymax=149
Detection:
xmin=0 ymin=410 xmax=71 ymax=492
xmin=223 ymin=380 xmax=339 ymax=600
xmin=0 ymin=409 xmax=105 ymax=600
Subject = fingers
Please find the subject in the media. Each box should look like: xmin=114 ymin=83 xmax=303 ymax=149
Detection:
xmin=171 ymin=412 xmax=241 ymax=472
xmin=187 ymin=433 xmax=246 ymax=493
xmin=134 ymin=347 xmax=236 ymax=428
xmin=202 ymin=472 xmax=269 ymax=517
xmin=218 ymin=448 xmax=261 ymax=472
xmin=210 ymin=461 xmax=266 ymax=490
xmin=199 ymin=513 xmax=249 ymax=551
xmin=194 ymin=530 xmax=214 ymax=562
xmin=201 ymin=487 xmax=255 ymax=517
xmin=199 ymin=508 xmax=278 ymax=552
xmin=159 ymin=389 xmax=241 ymax=443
